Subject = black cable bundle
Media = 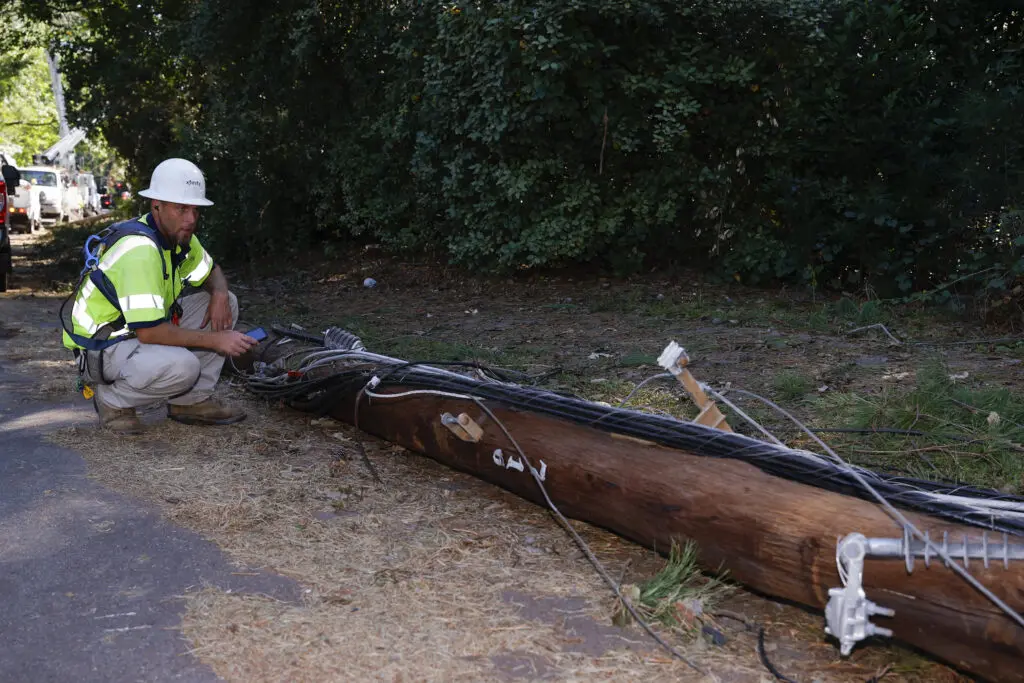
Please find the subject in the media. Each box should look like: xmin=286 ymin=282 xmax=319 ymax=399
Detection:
xmin=247 ymin=358 xmax=1024 ymax=536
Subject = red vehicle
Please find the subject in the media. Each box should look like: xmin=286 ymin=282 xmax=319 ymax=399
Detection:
xmin=1 ymin=178 xmax=12 ymax=291
xmin=113 ymin=180 xmax=131 ymax=203
xmin=98 ymin=179 xmax=129 ymax=209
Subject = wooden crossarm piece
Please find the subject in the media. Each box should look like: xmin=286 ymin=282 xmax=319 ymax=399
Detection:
xmin=673 ymin=366 xmax=733 ymax=433
xmin=695 ymin=401 xmax=733 ymax=432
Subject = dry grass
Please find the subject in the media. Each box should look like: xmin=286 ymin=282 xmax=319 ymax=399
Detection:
xmin=179 ymin=585 xmax=719 ymax=683
xmin=45 ymin=386 xmax=960 ymax=682
xmin=50 ymin=389 xmax=760 ymax=682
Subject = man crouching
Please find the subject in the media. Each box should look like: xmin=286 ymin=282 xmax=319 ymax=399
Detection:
xmin=62 ymin=158 xmax=257 ymax=434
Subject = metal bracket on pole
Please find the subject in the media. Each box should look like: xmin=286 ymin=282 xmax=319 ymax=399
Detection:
xmin=866 ymin=527 xmax=1024 ymax=573
xmin=441 ymin=412 xmax=484 ymax=443
xmin=657 ymin=341 xmax=733 ymax=432
xmin=825 ymin=533 xmax=895 ymax=656
xmin=824 ymin=528 xmax=1024 ymax=655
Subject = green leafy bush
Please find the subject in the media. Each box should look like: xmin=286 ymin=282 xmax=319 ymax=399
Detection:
xmin=21 ymin=0 xmax=1023 ymax=299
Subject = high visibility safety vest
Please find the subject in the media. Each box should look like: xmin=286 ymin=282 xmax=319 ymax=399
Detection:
xmin=61 ymin=213 xmax=215 ymax=351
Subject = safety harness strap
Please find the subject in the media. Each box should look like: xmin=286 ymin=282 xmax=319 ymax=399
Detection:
xmin=60 ymin=216 xmax=190 ymax=352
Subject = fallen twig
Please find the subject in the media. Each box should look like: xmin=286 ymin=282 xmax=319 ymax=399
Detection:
xmin=866 ymin=663 xmax=894 ymax=683
xmin=847 ymin=323 xmax=902 ymax=345
xmin=710 ymin=610 xmax=756 ymax=630
xmin=850 ymin=445 xmax=966 ymax=456
xmin=599 ymin=106 xmax=609 ymax=175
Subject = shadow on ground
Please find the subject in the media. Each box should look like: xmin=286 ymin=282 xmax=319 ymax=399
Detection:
xmin=1 ymin=292 xmax=300 ymax=683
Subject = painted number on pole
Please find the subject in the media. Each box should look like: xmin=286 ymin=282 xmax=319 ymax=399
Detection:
xmin=491 ymin=449 xmax=546 ymax=481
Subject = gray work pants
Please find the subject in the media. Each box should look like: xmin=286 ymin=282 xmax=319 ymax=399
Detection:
xmin=88 ymin=290 xmax=239 ymax=410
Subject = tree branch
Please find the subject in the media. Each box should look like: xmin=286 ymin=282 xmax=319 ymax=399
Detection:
xmin=0 ymin=119 xmax=58 ymax=127
xmin=599 ymin=107 xmax=608 ymax=175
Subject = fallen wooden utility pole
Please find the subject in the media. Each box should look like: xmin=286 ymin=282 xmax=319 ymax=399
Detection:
xmin=241 ymin=332 xmax=1024 ymax=682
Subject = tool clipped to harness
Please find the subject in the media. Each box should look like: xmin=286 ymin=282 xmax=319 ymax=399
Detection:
xmin=74 ymin=375 xmax=95 ymax=400
xmin=170 ymin=301 xmax=183 ymax=326
xmin=82 ymin=233 xmax=103 ymax=272
xmin=74 ymin=349 xmax=92 ymax=398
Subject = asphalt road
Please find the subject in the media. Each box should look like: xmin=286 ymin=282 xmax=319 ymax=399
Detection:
xmin=0 ymin=332 xmax=298 ymax=682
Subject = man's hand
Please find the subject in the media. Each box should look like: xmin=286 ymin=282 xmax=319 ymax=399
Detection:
xmin=202 ymin=291 xmax=233 ymax=331
xmin=136 ymin=323 xmax=257 ymax=356
xmin=209 ymin=330 xmax=259 ymax=357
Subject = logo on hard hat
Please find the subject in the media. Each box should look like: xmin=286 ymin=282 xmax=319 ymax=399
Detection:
xmin=185 ymin=179 xmax=202 ymax=187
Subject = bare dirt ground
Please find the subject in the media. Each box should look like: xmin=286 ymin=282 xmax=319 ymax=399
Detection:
xmin=1 ymin=229 xmax=987 ymax=682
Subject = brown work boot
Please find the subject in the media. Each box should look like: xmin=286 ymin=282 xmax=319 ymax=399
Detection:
xmin=94 ymin=399 xmax=144 ymax=435
xmin=167 ymin=398 xmax=247 ymax=426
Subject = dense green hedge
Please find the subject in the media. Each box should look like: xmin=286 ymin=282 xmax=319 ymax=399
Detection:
xmin=27 ymin=0 xmax=1024 ymax=296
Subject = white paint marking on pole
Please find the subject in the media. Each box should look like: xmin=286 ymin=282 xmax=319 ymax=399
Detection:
xmin=532 ymin=460 xmax=547 ymax=482
xmin=505 ymin=456 xmax=525 ymax=473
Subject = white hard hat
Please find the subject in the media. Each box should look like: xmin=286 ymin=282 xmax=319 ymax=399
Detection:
xmin=138 ymin=158 xmax=214 ymax=206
